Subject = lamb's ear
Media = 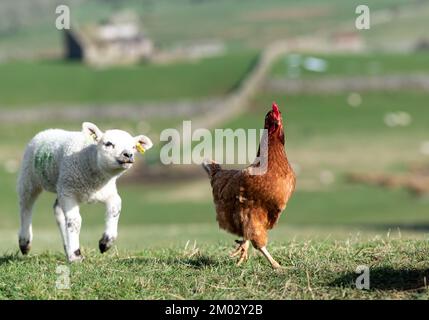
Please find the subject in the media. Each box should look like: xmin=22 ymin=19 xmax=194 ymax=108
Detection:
xmin=135 ymin=135 xmax=153 ymax=154
xmin=82 ymin=122 xmax=103 ymax=142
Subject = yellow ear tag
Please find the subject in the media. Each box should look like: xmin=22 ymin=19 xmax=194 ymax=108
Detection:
xmin=90 ymin=133 xmax=97 ymax=141
xmin=136 ymin=144 xmax=146 ymax=155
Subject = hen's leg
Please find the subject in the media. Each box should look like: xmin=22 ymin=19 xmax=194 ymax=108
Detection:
xmin=259 ymin=247 xmax=281 ymax=269
xmin=230 ymin=239 xmax=246 ymax=256
xmin=245 ymin=214 xmax=282 ymax=269
xmin=230 ymin=239 xmax=249 ymax=266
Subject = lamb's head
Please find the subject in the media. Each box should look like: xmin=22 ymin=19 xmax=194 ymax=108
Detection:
xmin=82 ymin=122 xmax=153 ymax=173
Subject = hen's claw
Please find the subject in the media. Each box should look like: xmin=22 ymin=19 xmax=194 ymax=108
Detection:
xmin=236 ymin=250 xmax=248 ymax=266
xmin=230 ymin=240 xmax=245 ymax=257
xmin=230 ymin=240 xmax=249 ymax=266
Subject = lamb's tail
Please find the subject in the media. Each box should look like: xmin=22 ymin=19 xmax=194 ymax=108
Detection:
xmin=202 ymin=159 xmax=221 ymax=177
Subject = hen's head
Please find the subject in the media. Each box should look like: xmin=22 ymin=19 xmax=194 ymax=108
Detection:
xmin=264 ymin=102 xmax=283 ymax=135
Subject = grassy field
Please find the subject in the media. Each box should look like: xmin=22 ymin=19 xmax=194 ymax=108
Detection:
xmin=0 ymin=39 xmax=428 ymax=300
xmin=0 ymin=50 xmax=257 ymax=108
xmin=1 ymin=88 xmax=428 ymax=239
xmin=1 ymin=88 xmax=428 ymax=259
xmin=1 ymin=87 xmax=428 ymax=299
xmin=270 ymin=53 xmax=429 ymax=78
xmin=0 ymin=0 xmax=417 ymax=55
xmin=0 ymin=238 xmax=428 ymax=299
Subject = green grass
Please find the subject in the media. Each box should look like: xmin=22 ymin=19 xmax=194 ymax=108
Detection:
xmin=0 ymin=238 xmax=428 ymax=299
xmin=270 ymin=53 xmax=429 ymax=78
xmin=1 ymin=46 xmax=429 ymax=299
xmin=0 ymin=50 xmax=257 ymax=107
xmin=0 ymin=0 xmax=418 ymax=55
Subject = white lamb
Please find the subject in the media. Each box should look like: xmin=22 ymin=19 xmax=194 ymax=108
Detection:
xmin=17 ymin=122 xmax=153 ymax=262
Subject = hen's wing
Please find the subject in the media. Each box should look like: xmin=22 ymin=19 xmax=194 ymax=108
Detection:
xmin=238 ymin=167 xmax=296 ymax=230
xmin=209 ymin=168 xmax=244 ymax=236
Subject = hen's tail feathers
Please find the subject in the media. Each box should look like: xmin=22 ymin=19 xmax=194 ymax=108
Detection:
xmin=202 ymin=159 xmax=221 ymax=177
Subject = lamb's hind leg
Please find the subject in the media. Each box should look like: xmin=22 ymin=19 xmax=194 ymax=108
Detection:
xmin=59 ymin=196 xmax=83 ymax=262
xmin=53 ymin=199 xmax=68 ymax=256
xmin=18 ymin=185 xmax=42 ymax=255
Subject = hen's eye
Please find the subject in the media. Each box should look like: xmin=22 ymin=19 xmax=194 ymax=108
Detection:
xmin=104 ymin=141 xmax=115 ymax=148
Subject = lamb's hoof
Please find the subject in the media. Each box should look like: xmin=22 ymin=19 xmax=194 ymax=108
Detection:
xmin=99 ymin=234 xmax=115 ymax=254
xmin=68 ymin=249 xmax=84 ymax=263
xmin=99 ymin=242 xmax=109 ymax=254
xmin=19 ymin=240 xmax=31 ymax=255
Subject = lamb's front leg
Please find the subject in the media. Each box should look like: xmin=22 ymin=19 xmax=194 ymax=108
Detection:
xmin=60 ymin=197 xmax=83 ymax=262
xmin=99 ymin=194 xmax=121 ymax=253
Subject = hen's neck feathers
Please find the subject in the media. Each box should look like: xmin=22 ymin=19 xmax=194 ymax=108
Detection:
xmin=254 ymin=128 xmax=290 ymax=175
xmin=268 ymin=133 xmax=290 ymax=172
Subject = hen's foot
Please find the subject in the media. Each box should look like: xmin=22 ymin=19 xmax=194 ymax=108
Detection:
xmin=259 ymin=246 xmax=281 ymax=270
xmin=230 ymin=240 xmax=249 ymax=266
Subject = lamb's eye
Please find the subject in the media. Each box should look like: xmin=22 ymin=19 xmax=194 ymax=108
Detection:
xmin=104 ymin=141 xmax=115 ymax=148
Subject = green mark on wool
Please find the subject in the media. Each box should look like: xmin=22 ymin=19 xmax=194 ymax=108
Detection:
xmin=34 ymin=146 xmax=54 ymax=180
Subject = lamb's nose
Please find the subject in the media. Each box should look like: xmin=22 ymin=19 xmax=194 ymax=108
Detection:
xmin=122 ymin=151 xmax=134 ymax=161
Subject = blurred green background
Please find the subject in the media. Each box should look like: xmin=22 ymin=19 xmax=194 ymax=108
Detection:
xmin=0 ymin=0 xmax=428 ymax=254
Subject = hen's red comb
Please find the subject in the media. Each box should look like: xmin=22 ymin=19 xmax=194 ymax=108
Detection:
xmin=272 ymin=102 xmax=280 ymax=117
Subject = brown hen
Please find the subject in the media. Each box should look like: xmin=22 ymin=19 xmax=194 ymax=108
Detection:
xmin=203 ymin=103 xmax=296 ymax=269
